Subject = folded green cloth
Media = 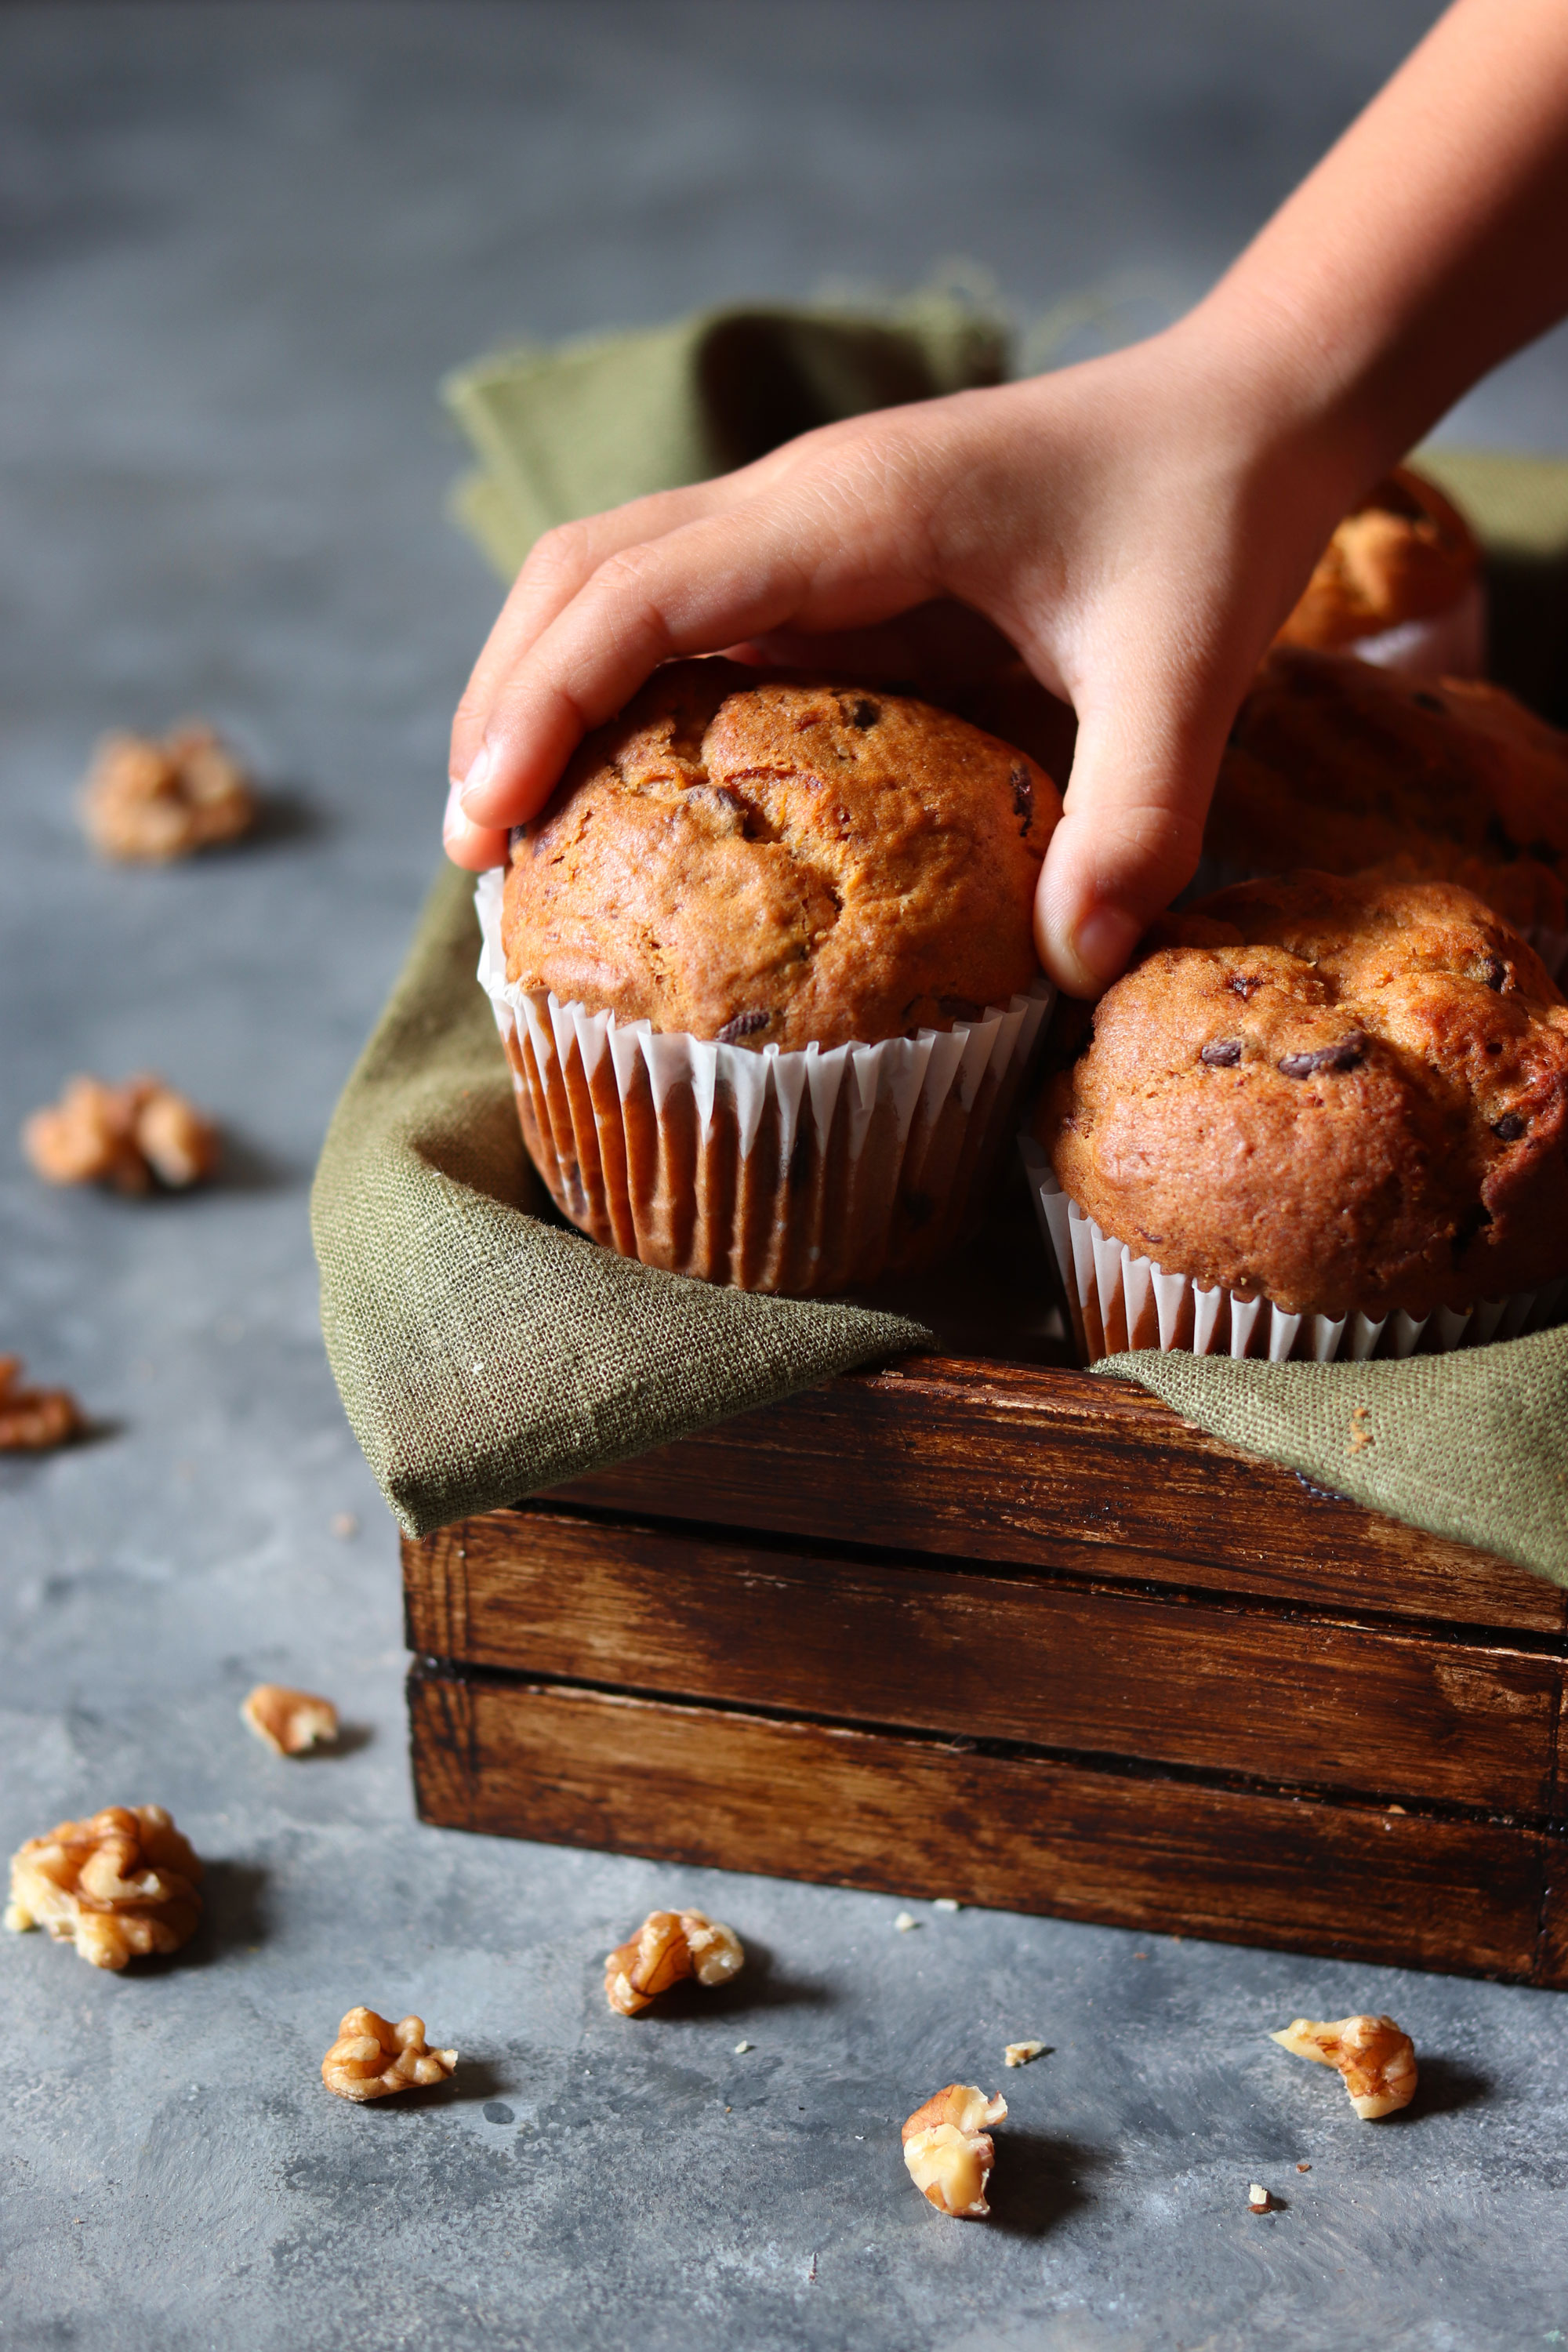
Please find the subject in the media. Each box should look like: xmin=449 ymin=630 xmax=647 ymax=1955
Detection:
xmin=314 ymin=294 xmax=1568 ymax=1577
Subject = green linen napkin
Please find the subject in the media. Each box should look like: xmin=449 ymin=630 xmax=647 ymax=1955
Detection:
xmin=314 ymin=289 xmax=1568 ymax=1575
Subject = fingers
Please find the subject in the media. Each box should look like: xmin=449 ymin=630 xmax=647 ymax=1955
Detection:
xmin=441 ymin=779 xmax=510 ymax=872
xmin=449 ymin=479 xmax=739 ymax=792
xmin=1033 ymin=663 xmax=1237 ymax=996
xmin=455 ymin=462 xmax=935 ymax=832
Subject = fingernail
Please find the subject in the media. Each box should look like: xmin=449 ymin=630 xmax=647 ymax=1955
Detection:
xmin=441 ymin=778 xmax=467 ymax=844
xmin=457 ymin=740 xmax=495 ymax=815
xmin=1072 ymin=905 xmax=1142 ymax=987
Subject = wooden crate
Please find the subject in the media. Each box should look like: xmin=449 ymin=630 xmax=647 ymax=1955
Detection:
xmin=405 ymin=1206 xmax=1568 ymax=1986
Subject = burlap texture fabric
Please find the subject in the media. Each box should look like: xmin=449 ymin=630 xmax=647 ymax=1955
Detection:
xmin=313 ymin=292 xmax=1568 ymax=1571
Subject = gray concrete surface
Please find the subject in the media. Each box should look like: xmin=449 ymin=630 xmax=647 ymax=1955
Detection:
xmin=2 ymin=7 xmax=1567 ymax=2347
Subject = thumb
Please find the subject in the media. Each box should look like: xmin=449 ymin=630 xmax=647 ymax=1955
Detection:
xmin=1033 ymin=668 xmax=1235 ymax=996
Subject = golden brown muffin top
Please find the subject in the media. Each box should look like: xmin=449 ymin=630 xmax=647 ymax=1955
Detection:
xmin=501 ymin=661 xmax=1060 ymax=1050
xmin=1040 ymin=871 xmax=1568 ymax=1320
xmin=1207 ymin=645 xmax=1568 ymax=931
xmin=1276 ymin=464 xmax=1479 ymax=652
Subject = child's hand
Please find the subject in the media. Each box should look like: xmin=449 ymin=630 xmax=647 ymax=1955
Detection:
xmin=445 ymin=328 xmax=1349 ymax=996
xmin=447 ymin=0 xmax=1568 ymax=997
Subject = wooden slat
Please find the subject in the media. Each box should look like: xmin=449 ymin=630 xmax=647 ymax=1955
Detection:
xmin=409 ymin=1671 xmax=1559 ymax=1984
xmin=550 ymin=1356 xmax=1566 ymax=1636
xmin=405 ymin=1509 xmax=1565 ymax=1818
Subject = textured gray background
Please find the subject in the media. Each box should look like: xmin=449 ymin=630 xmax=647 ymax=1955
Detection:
xmin=2 ymin=6 xmax=1566 ymax=2348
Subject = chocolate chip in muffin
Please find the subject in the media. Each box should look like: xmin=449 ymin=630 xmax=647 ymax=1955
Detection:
xmin=716 ymin=1009 xmax=773 ymax=1046
xmin=1229 ymin=974 xmax=1265 ymax=1000
xmin=1011 ymin=764 xmax=1034 ymax=834
xmin=846 ymin=696 xmax=881 ymax=731
xmin=1200 ymin=1040 xmax=1244 ymax=1068
xmin=1493 ymin=1112 xmax=1528 ymax=1140
xmin=1481 ymin=955 xmax=1508 ymax=991
xmin=1278 ymin=1035 xmax=1368 ymax=1080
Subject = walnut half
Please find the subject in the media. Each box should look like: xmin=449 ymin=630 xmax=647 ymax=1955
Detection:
xmin=321 ymin=2009 xmax=458 ymax=2101
xmin=604 ymin=1908 xmax=745 ymax=2015
xmin=5 ymin=1805 xmax=204 ymax=1969
xmin=241 ymin=1684 xmax=339 ymax=1755
xmin=902 ymin=2083 xmax=1008 ymax=2217
xmin=24 ymin=1074 xmax=219 ymax=1193
xmin=1270 ymin=2014 xmax=1417 ymax=2118
xmin=0 ymin=1356 xmax=85 ymax=1452
xmin=80 ymin=724 xmax=256 ymax=862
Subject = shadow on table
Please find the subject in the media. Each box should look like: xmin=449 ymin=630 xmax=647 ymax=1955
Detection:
xmin=1389 ymin=2055 xmax=1491 ymax=2122
xmin=988 ymin=2131 xmax=1106 ymax=2238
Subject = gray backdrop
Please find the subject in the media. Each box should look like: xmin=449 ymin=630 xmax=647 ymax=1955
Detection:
xmin=2 ymin=7 xmax=1565 ymax=2349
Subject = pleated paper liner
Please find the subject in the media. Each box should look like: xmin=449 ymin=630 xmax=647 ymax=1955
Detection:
xmin=1019 ymin=1137 xmax=1564 ymax=1367
xmin=1336 ymin=575 xmax=1486 ymax=681
xmin=477 ymin=870 xmax=1054 ymax=1296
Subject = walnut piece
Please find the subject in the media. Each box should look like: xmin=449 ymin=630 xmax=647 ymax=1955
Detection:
xmin=24 ymin=1074 xmax=219 ymax=1193
xmin=0 ymin=1356 xmax=85 ymax=1452
xmin=1270 ymin=2014 xmax=1418 ymax=2118
xmin=902 ymin=2083 xmax=1008 ymax=2218
xmin=241 ymin=1683 xmax=339 ymax=1755
xmin=5 ymin=1804 xmax=204 ymax=1969
xmin=80 ymin=724 xmax=255 ymax=862
xmin=604 ymin=1908 xmax=745 ymax=2015
xmin=1004 ymin=2038 xmax=1046 ymax=2068
xmin=321 ymin=2008 xmax=458 ymax=2101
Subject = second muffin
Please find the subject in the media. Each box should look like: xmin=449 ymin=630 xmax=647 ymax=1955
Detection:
xmin=1030 ymin=871 xmax=1568 ymax=1358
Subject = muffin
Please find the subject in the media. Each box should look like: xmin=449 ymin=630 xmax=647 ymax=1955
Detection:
xmin=1028 ymin=871 xmax=1568 ymax=1362
xmin=1205 ymin=646 xmax=1568 ymax=949
xmin=481 ymin=659 xmax=1061 ymax=1294
xmin=1276 ymin=463 xmax=1483 ymax=678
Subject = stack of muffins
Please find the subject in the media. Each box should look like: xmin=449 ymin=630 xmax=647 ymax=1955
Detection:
xmin=481 ymin=463 xmax=1568 ymax=1365
xmin=1025 ymin=463 xmax=1568 ymax=1364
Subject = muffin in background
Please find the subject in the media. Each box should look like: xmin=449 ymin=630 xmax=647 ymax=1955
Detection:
xmin=484 ymin=660 xmax=1061 ymax=1295
xmin=1027 ymin=871 xmax=1568 ymax=1363
xmin=1276 ymin=463 xmax=1483 ymax=679
xmin=1205 ymin=646 xmax=1568 ymax=956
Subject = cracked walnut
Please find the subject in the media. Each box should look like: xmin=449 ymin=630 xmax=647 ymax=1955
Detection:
xmin=604 ymin=1909 xmax=745 ymax=2015
xmin=321 ymin=2009 xmax=458 ymax=2101
xmin=80 ymin=724 xmax=256 ymax=862
xmin=5 ymin=1805 xmax=204 ymax=1969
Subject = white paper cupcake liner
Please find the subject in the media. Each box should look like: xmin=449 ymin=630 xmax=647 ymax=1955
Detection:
xmin=477 ymin=869 xmax=1054 ymax=1295
xmin=1019 ymin=1138 xmax=1563 ymax=1366
xmin=1341 ymin=575 xmax=1486 ymax=681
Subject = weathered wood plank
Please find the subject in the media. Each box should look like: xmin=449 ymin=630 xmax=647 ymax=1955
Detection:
xmin=408 ymin=1671 xmax=1552 ymax=1983
xmin=405 ymin=1508 xmax=1564 ymax=1818
xmin=549 ymin=1356 xmax=1565 ymax=1636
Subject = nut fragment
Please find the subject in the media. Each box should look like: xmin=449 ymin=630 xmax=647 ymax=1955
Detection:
xmin=1248 ymin=2182 xmax=1272 ymax=2212
xmin=241 ymin=1683 xmax=339 ymax=1755
xmin=902 ymin=2083 xmax=1008 ymax=2218
xmin=1270 ymin=2014 xmax=1417 ymax=2118
xmin=1004 ymin=2038 xmax=1046 ymax=2067
xmin=5 ymin=1805 xmax=203 ymax=1969
xmin=24 ymin=1074 xmax=219 ymax=1193
xmin=321 ymin=2009 xmax=457 ymax=2101
xmin=80 ymin=724 xmax=255 ymax=862
xmin=604 ymin=1908 xmax=745 ymax=2015
xmin=0 ymin=1356 xmax=85 ymax=1452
